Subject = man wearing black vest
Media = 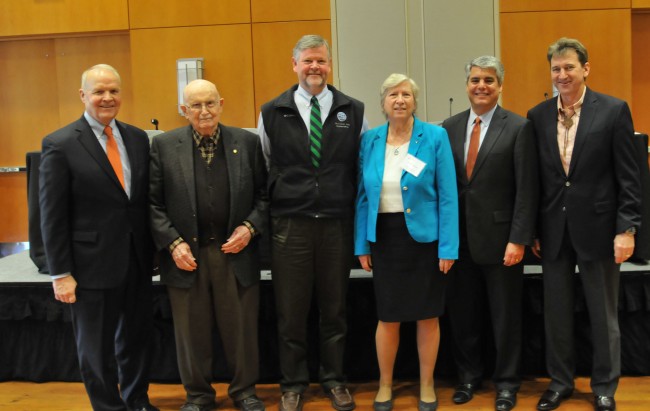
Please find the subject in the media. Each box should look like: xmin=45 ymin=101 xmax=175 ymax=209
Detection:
xmin=257 ymin=34 xmax=367 ymax=411
xmin=150 ymin=79 xmax=268 ymax=411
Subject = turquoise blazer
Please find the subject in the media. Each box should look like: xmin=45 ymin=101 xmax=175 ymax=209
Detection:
xmin=354 ymin=117 xmax=459 ymax=259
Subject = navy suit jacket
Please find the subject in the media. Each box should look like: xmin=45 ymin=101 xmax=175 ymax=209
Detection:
xmin=443 ymin=105 xmax=538 ymax=264
xmin=39 ymin=115 xmax=153 ymax=288
xmin=354 ymin=117 xmax=459 ymax=259
xmin=527 ymin=88 xmax=641 ymax=261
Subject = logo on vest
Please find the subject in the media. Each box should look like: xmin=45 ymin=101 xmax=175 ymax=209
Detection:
xmin=335 ymin=111 xmax=351 ymax=129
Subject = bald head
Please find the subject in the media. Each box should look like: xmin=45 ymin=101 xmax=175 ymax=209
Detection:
xmin=183 ymin=79 xmax=219 ymax=104
xmin=181 ymin=79 xmax=224 ymax=137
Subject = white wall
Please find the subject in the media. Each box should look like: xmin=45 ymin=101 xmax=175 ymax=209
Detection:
xmin=332 ymin=0 xmax=499 ymax=127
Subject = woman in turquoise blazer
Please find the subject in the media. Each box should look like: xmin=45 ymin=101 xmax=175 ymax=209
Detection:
xmin=354 ymin=74 xmax=458 ymax=411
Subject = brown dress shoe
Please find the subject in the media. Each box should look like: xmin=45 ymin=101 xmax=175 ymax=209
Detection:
xmin=279 ymin=392 xmax=303 ymax=411
xmin=327 ymin=386 xmax=356 ymax=411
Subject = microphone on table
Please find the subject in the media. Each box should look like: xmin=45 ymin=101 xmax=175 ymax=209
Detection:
xmin=449 ymin=97 xmax=454 ymax=118
xmin=151 ymin=118 xmax=159 ymax=130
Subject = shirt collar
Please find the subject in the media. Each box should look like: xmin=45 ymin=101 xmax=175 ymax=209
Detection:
xmin=469 ymin=104 xmax=498 ymax=127
xmin=84 ymin=112 xmax=117 ymax=137
xmin=557 ymin=86 xmax=587 ymax=114
xmin=192 ymin=125 xmax=220 ymax=147
xmin=296 ymin=85 xmax=330 ymax=107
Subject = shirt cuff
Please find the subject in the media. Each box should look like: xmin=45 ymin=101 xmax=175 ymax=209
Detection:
xmin=168 ymin=237 xmax=184 ymax=253
xmin=242 ymin=220 xmax=257 ymax=237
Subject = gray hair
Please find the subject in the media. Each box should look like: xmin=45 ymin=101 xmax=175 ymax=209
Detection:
xmin=465 ymin=56 xmax=505 ymax=85
xmin=292 ymin=34 xmax=331 ymax=60
xmin=81 ymin=64 xmax=121 ymax=89
xmin=380 ymin=73 xmax=419 ymax=115
xmin=547 ymin=37 xmax=589 ymax=66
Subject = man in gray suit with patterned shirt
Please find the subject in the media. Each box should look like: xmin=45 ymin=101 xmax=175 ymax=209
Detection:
xmin=149 ymin=79 xmax=268 ymax=411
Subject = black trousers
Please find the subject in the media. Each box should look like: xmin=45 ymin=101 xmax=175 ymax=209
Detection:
xmin=70 ymin=247 xmax=153 ymax=411
xmin=542 ymin=226 xmax=620 ymax=397
xmin=271 ymin=216 xmax=353 ymax=393
xmin=445 ymin=236 xmax=523 ymax=391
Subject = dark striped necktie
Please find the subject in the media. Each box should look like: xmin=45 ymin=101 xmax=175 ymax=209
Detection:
xmin=309 ymin=96 xmax=323 ymax=168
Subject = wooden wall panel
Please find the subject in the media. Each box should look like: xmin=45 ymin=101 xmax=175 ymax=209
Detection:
xmin=633 ymin=0 xmax=650 ymax=8
xmin=500 ymin=9 xmax=632 ymax=117
xmin=0 ymin=0 xmax=128 ymax=37
xmin=0 ymin=35 xmax=133 ymax=167
xmin=130 ymin=24 xmax=255 ymax=130
xmin=0 ymin=40 xmax=59 ymax=166
xmin=500 ymin=0 xmax=630 ymax=13
xmin=251 ymin=21 xmax=332 ymax=122
xmin=0 ymin=174 xmax=28 ymax=242
xmin=632 ymin=12 xmax=650 ymax=135
xmin=54 ymin=35 xmax=134 ymax=126
xmin=251 ymin=0 xmax=330 ymax=22
xmin=128 ymin=0 xmax=250 ymax=29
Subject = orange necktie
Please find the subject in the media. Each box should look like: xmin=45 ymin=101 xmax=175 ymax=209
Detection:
xmin=466 ymin=117 xmax=481 ymax=179
xmin=104 ymin=125 xmax=125 ymax=189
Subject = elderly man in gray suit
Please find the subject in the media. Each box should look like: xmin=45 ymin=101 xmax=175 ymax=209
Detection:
xmin=149 ymin=79 xmax=269 ymax=411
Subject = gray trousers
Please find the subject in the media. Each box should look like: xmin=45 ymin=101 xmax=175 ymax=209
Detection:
xmin=167 ymin=244 xmax=260 ymax=404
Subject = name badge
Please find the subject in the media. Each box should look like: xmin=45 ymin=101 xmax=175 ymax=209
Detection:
xmin=403 ymin=154 xmax=426 ymax=177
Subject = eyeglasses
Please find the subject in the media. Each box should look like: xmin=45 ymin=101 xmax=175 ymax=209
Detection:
xmin=185 ymin=101 xmax=218 ymax=112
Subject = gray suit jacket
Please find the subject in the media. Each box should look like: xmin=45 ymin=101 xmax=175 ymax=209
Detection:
xmin=443 ymin=105 xmax=539 ymax=264
xmin=149 ymin=124 xmax=269 ymax=288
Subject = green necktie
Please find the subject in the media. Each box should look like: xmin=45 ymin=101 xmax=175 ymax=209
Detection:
xmin=309 ymin=96 xmax=323 ymax=168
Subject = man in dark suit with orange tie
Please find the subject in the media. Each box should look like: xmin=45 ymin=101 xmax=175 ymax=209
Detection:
xmin=527 ymin=38 xmax=641 ymax=411
xmin=442 ymin=55 xmax=538 ymax=411
xmin=39 ymin=64 xmax=157 ymax=411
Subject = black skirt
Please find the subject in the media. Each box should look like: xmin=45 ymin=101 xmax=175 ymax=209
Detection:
xmin=369 ymin=213 xmax=447 ymax=322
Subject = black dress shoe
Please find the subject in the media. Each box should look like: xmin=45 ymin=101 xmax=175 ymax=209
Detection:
xmin=536 ymin=390 xmax=572 ymax=411
xmin=234 ymin=395 xmax=266 ymax=411
xmin=373 ymin=398 xmax=393 ymax=411
xmin=417 ymin=399 xmax=438 ymax=411
xmin=130 ymin=403 xmax=160 ymax=411
xmin=594 ymin=396 xmax=616 ymax=411
xmin=452 ymin=383 xmax=478 ymax=404
xmin=495 ymin=390 xmax=517 ymax=411
xmin=180 ymin=402 xmax=216 ymax=411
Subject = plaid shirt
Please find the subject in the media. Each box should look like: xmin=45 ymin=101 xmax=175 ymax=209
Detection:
xmin=192 ymin=126 xmax=221 ymax=165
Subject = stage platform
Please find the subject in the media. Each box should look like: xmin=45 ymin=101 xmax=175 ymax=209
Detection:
xmin=1 ymin=249 xmax=649 ymax=383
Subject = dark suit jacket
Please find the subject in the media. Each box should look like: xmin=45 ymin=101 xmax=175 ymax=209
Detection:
xmin=39 ymin=115 xmax=153 ymax=288
xmin=443 ymin=105 xmax=538 ymax=265
xmin=149 ymin=124 xmax=269 ymax=288
xmin=527 ymin=88 xmax=641 ymax=261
